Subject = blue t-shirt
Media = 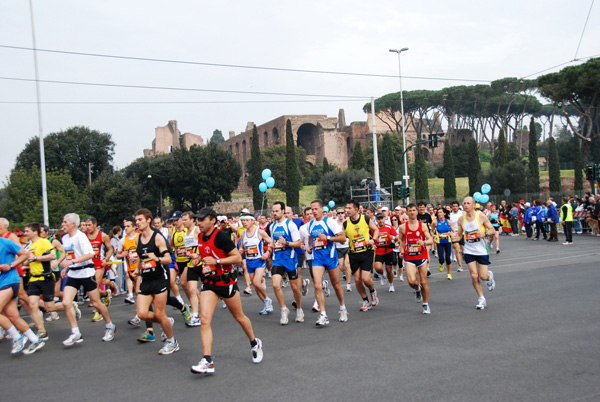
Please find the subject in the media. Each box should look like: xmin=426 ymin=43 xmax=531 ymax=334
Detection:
xmin=0 ymin=237 xmax=22 ymax=288
xmin=292 ymin=218 xmax=306 ymax=256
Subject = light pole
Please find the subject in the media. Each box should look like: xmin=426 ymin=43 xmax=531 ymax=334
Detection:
xmin=147 ymin=174 xmax=163 ymax=218
xmin=389 ymin=48 xmax=410 ymax=202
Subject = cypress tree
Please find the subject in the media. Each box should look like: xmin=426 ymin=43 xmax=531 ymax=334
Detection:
xmin=322 ymin=157 xmax=331 ymax=175
xmin=285 ymin=119 xmax=300 ymax=207
xmin=443 ymin=139 xmax=457 ymax=200
xmin=351 ymin=141 xmax=366 ymax=170
xmin=467 ymin=138 xmax=481 ymax=195
xmin=414 ymin=144 xmax=429 ymax=201
xmin=573 ymin=137 xmax=583 ymax=192
xmin=494 ymin=129 xmax=507 ymax=167
xmin=548 ymin=136 xmax=561 ymax=194
xmin=528 ymin=118 xmax=540 ymax=196
xmin=380 ymin=134 xmax=399 ymax=188
xmin=247 ymin=124 xmax=263 ymax=210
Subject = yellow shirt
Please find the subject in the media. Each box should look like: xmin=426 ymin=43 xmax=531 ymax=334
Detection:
xmin=27 ymin=238 xmax=53 ymax=282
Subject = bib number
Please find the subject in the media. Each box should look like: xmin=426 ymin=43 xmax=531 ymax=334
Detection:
xmin=313 ymin=238 xmax=327 ymax=250
xmin=407 ymin=244 xmax=423 ymax=256
xmin=246 ymin=245 xmax=259 ymax=259
xmin=465 ymin=231 xmax=480 ymax=243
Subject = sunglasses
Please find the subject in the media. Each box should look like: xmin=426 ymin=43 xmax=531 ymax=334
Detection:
xmin=337 ymin=212 xmax=344 ymax=215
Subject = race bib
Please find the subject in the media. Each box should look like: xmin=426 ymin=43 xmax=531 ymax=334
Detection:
xmin=186 ymin=247 xmax=196 ymax=258
xmin=176 ymin=247 xmax=187 ymax=257
xmin=246 ymin=245 xmax=259 ymax=259
xmin=465 ymin=230 xmax=480 ymax=243
xmin=377 ymin=234 xmax=389 ymax=246
xmin=202 ymin=264 xmax=217 ymax=276
xmin=66 ymin=249 xmax=75 ymax=261
xmin=352 ymin=235 xmax=367 ymax=252
xmin=273 ymin=241 xmax=286 ymax=252
xmin=92 ymin=246 xmax=100 ymax=260
xmin=128 ymin=250 xmax=138 ymax=260
xmin=141 ymin=258 xmax=157 ymax=270
xmin=407 ymin=243 xmax=423 ymax=256
xmin=313 ymin=237 xmax=328 ymax=250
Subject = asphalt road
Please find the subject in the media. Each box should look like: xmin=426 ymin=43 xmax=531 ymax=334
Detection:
xmin=2 ymin=233 xmax=599 ymax=402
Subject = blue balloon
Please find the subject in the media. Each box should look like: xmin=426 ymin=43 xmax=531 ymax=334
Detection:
xmin=323 ymin=206 xmax=329 ymax=213
xmin=479 ymin=194 xmax=490 ymax=203
xmin=481 ymin=184 xmax=491 ymax=194
xmin=328 ymin=200 xmax=335 ymax=208
xmin=261 ymin=169 xmax=272 ymax=181
xmin=259 ymin=182 xmax=267 ymax=193
xmin=266 ymin=177 xmax=275 ymax=188
xmin=473 ymin=192 xmax=482 ymax=202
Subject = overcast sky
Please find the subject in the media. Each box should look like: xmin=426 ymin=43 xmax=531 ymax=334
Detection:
xmin=1 ymin=0 xmax=598 ymax=184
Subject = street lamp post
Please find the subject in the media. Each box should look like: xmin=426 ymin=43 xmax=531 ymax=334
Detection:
xmin=389 ymin=48 xmax=410 ymax=203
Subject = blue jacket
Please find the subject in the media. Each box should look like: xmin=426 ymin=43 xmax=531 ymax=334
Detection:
xmin=534 ymin=205 xmax=546 ymax=223
xmin=524 ymin=207 xmax=534 ymax=223
xmin=547 ymin=204 xmax=559 ymax=223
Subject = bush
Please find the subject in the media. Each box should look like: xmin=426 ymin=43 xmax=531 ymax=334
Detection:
xmin=316 ymin=169 xmax=370 ymax=205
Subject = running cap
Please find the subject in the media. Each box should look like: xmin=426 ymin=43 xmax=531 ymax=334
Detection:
xmin=195 ymin=207 xmax=217 ymax=220
xmin=394 ymin=206 xmax=401 ymax=210
xmin=170 ymin=210 xmax=183 ymax=220
xmin=218 ymin=215 xmax=228 ymax=222
xmin=381 ymin=206 xmax=389 ymax=211
xmin=375 ymin=212 xmax=385 ymax=219
xmin=240 ymin=208 xmax=251 ymax=214
xmin=336 ymin=208 xmax=345 ymax=213
xmin=525 ymin=202 xmax=531 ymax=207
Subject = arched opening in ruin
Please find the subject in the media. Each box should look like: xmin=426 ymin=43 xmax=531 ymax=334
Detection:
xmin=242 ymin=139 xmax=247 ymax=165
xmin=297 ymin=123 xmax=318 ymax=157
xmin=263 ymin=131 xmax=269 ymax=148
xmin=235 ymin=142 xmax=239 ymax=156
xmin=272 ymin=128 xmax=280 ymax=145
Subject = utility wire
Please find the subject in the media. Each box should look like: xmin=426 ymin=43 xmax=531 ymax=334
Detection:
xmin=520 ymin=53 xmax=600 ymax=79
xmin=0 ymin=44 xmax=491 ymax=83
xmin=574 ymin=0 xmax=595 ymax=60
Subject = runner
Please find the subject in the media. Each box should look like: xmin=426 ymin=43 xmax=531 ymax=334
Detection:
xmin=487 ymin=205 xmax=501 ymax=253
xmin=58 ymin=213 xmax=115 ymax=346
xmin=169 ymin=210 xmax=188 ymax=305
xmin=335 ymin=208 xmax=352 ymax=292
xmin=84 ymin=217 xmax=114 ymax=322
xmin=449 ymin=201 xmax=464 ymax=271
xmin=239 ymin=214 xmax=274 ymax=315
xmin=308 ymin=200 xmax=348 ymax=326
xmin=40 ymin=225 xmax=66 ymax=306
xmin=269 ymin=202 xmax=303 ymax=324
xmin=431 ymin=208 xmax=456 ymax=280
xmin=153 ymin=217 xmax=170 ymax=240
xmin=129 ymin=209 xmax=179 ymax=355
xmin=374 ymin=212 xmax=398 ymax=292
xmin=0 ymin=236 xmax=45 ymax=355
xmin=190 ymin=207 xmax=263 ymax=374
xmin=398 ymin=204 xmax=433 ymax=315
xmin=416 ymin=201 xmax=435 ymax=269
xmin=234 ymin=208 xmax=254 ymax=295
xmin=390 ymin=215 xmax=404 ymax=282
xmin=117 ymin=216 xmax=139 ymax=305
xmin=298 ymin=207 xmax=318 ymax=312
xmin=257 ymin=214 xmax=272 ymax=279
xmin=456 ymin=197 xmax=497 ymax=310
xmin=181 ymin=211 xmax=202 ymax=326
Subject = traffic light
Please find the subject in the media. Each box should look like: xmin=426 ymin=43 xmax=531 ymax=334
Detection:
xmin=404 ymin=186 xmax=412 ymax=199
xmin=429 ymin=134 xmax=438 ymax=148
xmin=595 ymin=164 xmax=600 ymax=180
xmin=396 ymin=183 xmax=404 ymax=198
xmin=585 ymin=163 xmax=595 ymax=181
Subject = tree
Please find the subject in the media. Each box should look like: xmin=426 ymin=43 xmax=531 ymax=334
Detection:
xmin=0 ymin=166 xmax=86 ymax=228
xmin=548 ymin=137 xmax=561 ymax=194
xmin=443 ymin=139 xmax=457 ymax=200
xmin=467 ymin=138 xmax=482 ymax=195
xmin=210 ymin=129 xmax=225 ymax=144
xmin=87 ymin=170 xmax=143 ymax=226
xmin=351 ymin=142 xmax=366 ymax=170
xmin=379 ymin=135 xmax=399 ymax=188
xmin=247 ymin=125 xmax=263 ymax=210
xmin=322 ymin=158 xmax=331 ymax=175
xmin=316 ymin=169 xmax=370 ymax=205
xmin=573 ymin=137 xmax=583 ymax=192
xmin=493 ymin=129 xmax=507 ymax=167
xmin=452 ymin=142 xmax=470 ymax=178
xmin=414 ymin=145 xmax=429 ymax=201
xmin=259 ymin=145 xmax=307 ymax=190
xmin=285 ymin=119 xmax=300 ymax=207
xmin=15 ymin=126 xmax=115 ymax=189
xmin=485 ymin=159 xmax=527 ymax=197
xmin=527 ymin=118 xmax=541 ymax=196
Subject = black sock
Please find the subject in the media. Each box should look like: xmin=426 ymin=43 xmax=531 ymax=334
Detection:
xmin=363 ymin=297 xmax=369 ymax=302
xmin=204 ymin=355 xmax=212 ymax=363
xmin=369 ymin=288 xmax=375 ymax=294
xmin=250 ymin=339 xmax=258 ymax=348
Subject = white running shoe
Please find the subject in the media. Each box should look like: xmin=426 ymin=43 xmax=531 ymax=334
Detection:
xmin=102 ymin=325 xmax=116 ymax=342
xmin=188 ymin=316 xmax=201 ymax=327
xmin=415 ymin=286 xmax=422 ymax=303
xmin=316 ymin=314 xmax=329 ymax=327
xmin=295 ymin=308 xmax=304 ymax=323
xmin=322 ymin=280 xmax=330 ymax=297
xmin=302 ymin=279 xmax=309 ymax=296
xmin=371 ymin=290 xmax=379 ymax=307
xmin=63 ymin=332 xmax=83 ymax=346
xmin=251 ymin=338 xmax=263 ymax=363
xmin=124 ymin=295 xmax=136 ymax=304
xmin=11 ymin=334 xmax=27 ymax=354
xmin=23 ymin=339 xmax=45 ymax=355
xmin=476 ymin=297 xmax=487 ymax=310
xmin=487 ymin=270 xmax=495 ymax=291
xmin=128 ymin=315 xmax=141 ymax=327
xmin=398 ymin=275 xmax=404 ymax=282
xmin=158 ymin=339 xmax=180 ymax=355
xmin=243 ymin=287 xmax=252 ymax=295
xmin=380 ymin=274 xmax=386 ymax=286
xmin=46 ymin=312 xmax=60 ymax=322
xmin=280 ymin=308 xmax=289 ymax=325
xmin=359 ymin=300 xmax=371 ymax=311
xmin=456 ymin=266 xmax=464 ymax=272
xmin=388 ymin=284 xmax=395 ymax=293
xmin=221 ymin=299 xmax=227 ymax=309
xmin=265 ymin=298 xmax=273 ymax=313
xmin=191 ymin=358 xmax=215 ymax=374
xmin=422 ymin=304 xmax=431 ymax=315
xmin=346 ymin=283 xmax=352 ymax=292
xmin=312 ymin=300 xmax=320 ymax=312
xmin=339 ymin=309 xmax=348 ymax=322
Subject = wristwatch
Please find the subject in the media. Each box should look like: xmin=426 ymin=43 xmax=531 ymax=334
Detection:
xmin=326 ymin=236 xmax=331 ymax=241
xmin=216 ymin=258 xmax=221 ymax=265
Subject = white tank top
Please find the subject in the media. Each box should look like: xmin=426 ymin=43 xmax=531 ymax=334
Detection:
xmin=242 ymin=227 xmax=263 ymax=260
xmin=463 ymin=212 xmax=488 ymax=256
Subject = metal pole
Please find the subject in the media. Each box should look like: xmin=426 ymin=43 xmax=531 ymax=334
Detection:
xmin=397 ymin=51 xmax=410 ymax=204
xmin=371 ymin=97 xmax=381 ymax=195
xmin=29 ymin=0 xmax=49 ymax=226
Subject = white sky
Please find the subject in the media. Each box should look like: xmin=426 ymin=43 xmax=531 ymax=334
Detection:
xmin=1 ymin=0 xmax=598 ymax=183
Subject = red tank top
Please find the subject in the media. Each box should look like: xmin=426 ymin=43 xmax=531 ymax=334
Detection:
xmin=404 ymin=221 xmax=428 ymax=260
xmin=88 ymin=230 xmax=103 ymax=268
xmin=197 ymin=228 xmax=234 ymax=286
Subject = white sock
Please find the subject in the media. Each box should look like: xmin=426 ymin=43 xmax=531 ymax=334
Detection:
xmin=24 ymin=329 xmax=39 ymax=343
xmin=340 ymin=305 xmax=346 ymax=311
xmin=320 ymin=311 xmax=327 ymax=317
xmin=7 ymin=325 xmax=20 ymax=339
xmin=72 ymin=327 xmax=81 ymax=335
xmin=167 ymin=337 xmax=175 ymax=343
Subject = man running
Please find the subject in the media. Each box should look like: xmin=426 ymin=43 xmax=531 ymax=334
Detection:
xmin=169 ymin=210 xmax=188 ymax=305
xmin=449 ymin=201 xmax=464 ymax=271
xmin=343 ymin=199 xmax=379 ymax=312
xmin=456 ymin=197 xmax=497 ymax=310
xmin=239 ymin=214 xmax=274 ymax=315
xmin=307 ymin=200 xmax=348 ymax=326
xmin=84 ymin=217 xmax=114 ymax=321
xmin=58 ymin=213 xmax=115 ymax=346
xmin=117 ymin=216 xmax=139 ymax=304
xmin=374 ymin=212 xmax=398 ymax=292
xmin=398 ymin=204 xmax=433 ymax=315
xmin=130 ymin=209 xmax=179 ymax=354
xmin=335 ymin=208 xmax=352 ymax=292
xmin=190 ymin=207 xmax=263 ymax=374
xmin=270 ymin=202 xmax=303 ymax=324
xmin=181 ymin=211 xmax=202 ymax=326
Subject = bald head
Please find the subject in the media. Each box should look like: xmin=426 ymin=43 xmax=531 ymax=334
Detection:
xmin=462 ymin=196 xmax=475 ymax=212
xmin=285 ymin=206 xmax=294 ymax=219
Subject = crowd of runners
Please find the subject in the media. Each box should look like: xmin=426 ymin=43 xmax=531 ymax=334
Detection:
xmin=1 ymin=191 xmax=596 ymax=374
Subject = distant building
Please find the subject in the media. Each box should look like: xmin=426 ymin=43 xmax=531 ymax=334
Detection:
xmin=143 ymin=120 xmax=204 ymax=157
